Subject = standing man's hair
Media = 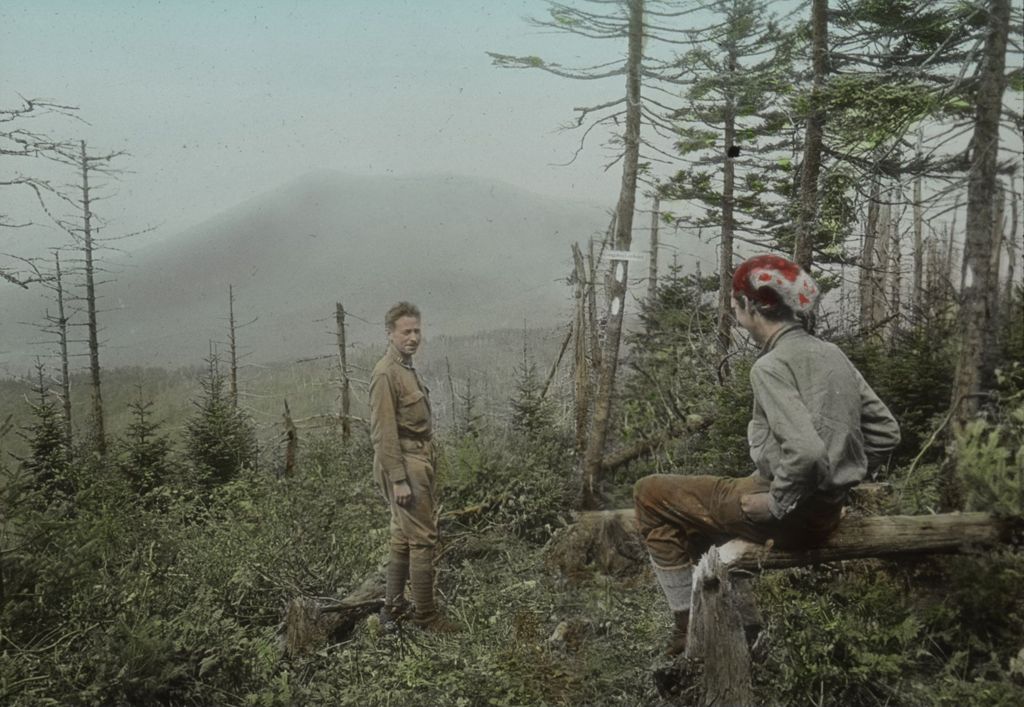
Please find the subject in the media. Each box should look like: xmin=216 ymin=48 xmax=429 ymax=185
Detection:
xmin=385 ymin=302 xmax=421 ymax=331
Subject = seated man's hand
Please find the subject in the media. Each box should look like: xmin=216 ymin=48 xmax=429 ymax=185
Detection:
xmin=740 ymin=492 xmax=774 ymax=523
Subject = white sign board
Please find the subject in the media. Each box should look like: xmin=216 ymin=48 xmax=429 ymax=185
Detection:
xmin=605 ymin=250 xmax=647 ymax=263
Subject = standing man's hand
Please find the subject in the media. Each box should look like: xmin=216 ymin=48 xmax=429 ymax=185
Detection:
xmin=740 ymin=493 xmax=774 ymax=523
xmin=393 ymin=480 xmax=413 ymax=507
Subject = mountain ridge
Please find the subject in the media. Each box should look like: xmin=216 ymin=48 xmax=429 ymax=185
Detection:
xmin=2 ymin=171 xmax=611 ymax=373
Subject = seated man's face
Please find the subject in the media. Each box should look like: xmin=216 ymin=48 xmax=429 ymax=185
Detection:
xmin=731 ymin=296 xmax=755 ymax=333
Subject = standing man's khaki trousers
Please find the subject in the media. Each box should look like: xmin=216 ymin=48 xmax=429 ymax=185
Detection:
xmin=375 ymin=438 xmax=441 ymax=621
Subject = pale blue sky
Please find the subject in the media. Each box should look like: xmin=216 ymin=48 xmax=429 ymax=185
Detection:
xmin=2 ymin=0 xmax=631 ymax=247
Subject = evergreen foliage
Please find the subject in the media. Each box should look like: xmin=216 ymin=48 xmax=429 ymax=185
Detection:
xmin=509 ymin=347 xmax=558 ymax=440
xmin=955 ymin=403 xmax=1024 ymax=517
xmin=16 ymin=363 xmax=73 ymax=504
xmin=621 ymin=268 xmax=753 ymax=481
xmin=114 ymin=394 xmax=175 ymax=497
xmin=184 ymin=354 xmax=258 ymax=488
xmin=660 ymin=0 xmax=797 ymax=247
xmin=841 ymin=319 xmax=959 ymax=469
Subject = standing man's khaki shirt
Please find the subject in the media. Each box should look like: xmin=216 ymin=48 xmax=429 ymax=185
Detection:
xmin=369 ymin=343 xmax=433 ymax=485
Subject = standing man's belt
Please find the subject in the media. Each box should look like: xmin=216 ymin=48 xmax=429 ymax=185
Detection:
xmin=398 ymin=437 xmax=432 ymax=451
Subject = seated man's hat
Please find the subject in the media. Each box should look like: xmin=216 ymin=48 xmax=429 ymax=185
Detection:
xmin=732 ymin=254 xmax=819 ymax=314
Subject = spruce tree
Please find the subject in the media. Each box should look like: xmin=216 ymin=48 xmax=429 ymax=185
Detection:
xmin=17 ymin=362 xmax=72 ymax=503
xmin=510 ymin=352 xmax=556 ymax=438
xmin=184 ymin=353 xmax=257 ymax=488
xmin=117 ymin=395 xmax=173 ymax=496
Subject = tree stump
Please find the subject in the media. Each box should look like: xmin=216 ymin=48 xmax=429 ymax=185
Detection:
xmin=685 ymin=546 xmax=754 ymax=706
xmin=281 ymin=569 xmax=385 ymax=657
xmin=544 ymin=508 xmax=647 ymax=578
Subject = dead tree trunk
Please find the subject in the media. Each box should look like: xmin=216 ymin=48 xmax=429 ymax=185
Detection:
xmin=79 ymin=140 xmax=105 ymax=457
xmin=540 ymin=324 xmax=573 ymax=401
xmin=871 ymin=197 xmax=892 ymax=332
xmin=860 ymin=175 xmax=882 ymax=329
xmin=282 ymin=399 xmax=297 ymax=477
xmin=578 ymin=0 xmax=644 ymax=510
xmin=572 ymin=244 xmax=591 ymax=459
xmin=445 ymin=356 xmax=458 ymax=432
xmin=228 ymin=284 xmax=239 ymax=408
xmin=887 ymin=185 xmax=903 ymax=348
xmin=53 ymin=250 xmax=73 ymax=453
xmin=912 ymin=137 xmax=925 ymax=319
xmin=1005 ymin=190 xmax=1019 ymax=314
xmin=792 ymin=0 xmax=828 ymax=272
xmin=335 ymin=302 xmax=351 ymax=442
xmin=647 ymin=194 xmax=660 ymax=308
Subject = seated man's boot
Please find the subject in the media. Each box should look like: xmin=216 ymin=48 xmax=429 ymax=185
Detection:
xmin=667 ymin=610 xmax=690 ymax=656
xmin=650 ymin=559 xmax=694 ymax=657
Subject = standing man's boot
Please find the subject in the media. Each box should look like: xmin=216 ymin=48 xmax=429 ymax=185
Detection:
xmin=409 ymin=548 xmax=459 ymax=634
xmin=380 ymin=548 xmax=411 ymax=631
xmin=650 ymin=559 xmax=693 ymax=656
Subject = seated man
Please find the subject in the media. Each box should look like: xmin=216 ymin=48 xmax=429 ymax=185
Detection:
xmin=634 ymin=254 xmax=900 ymax=655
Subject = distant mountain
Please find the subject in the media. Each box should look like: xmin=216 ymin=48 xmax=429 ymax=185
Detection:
xmin=2 ymin=171 xmax=611 ymax=371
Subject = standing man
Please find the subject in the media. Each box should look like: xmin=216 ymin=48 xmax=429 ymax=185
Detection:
xmin=370 ymin=302 xmax=456 ymax=633
xmin=634 ymin=254 xmax=900 ymax=655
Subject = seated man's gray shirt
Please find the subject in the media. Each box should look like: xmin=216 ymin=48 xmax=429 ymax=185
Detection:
xmin=747 ymin=325 xmax=901 ymax=519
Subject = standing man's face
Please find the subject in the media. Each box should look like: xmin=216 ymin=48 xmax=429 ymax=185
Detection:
xmin=388 ymin=316 xmax=421 ymax=357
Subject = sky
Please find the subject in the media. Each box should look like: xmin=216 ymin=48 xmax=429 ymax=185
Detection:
xmin=1 ymin=0 xmax=641 ymax=250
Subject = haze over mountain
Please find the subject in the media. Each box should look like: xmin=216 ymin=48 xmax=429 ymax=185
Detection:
xmin=2 ymin=171 xmax=613 ymax=373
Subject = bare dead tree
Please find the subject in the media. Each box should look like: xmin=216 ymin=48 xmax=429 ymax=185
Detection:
xmin=646 ymin=193 xmax=660 ymax=307
xmin=571 ymin=243 xmax=592 ymax=459
xmin=886 ymin=183 xmax=903 ymax=348
xmin=335 ymin=302 xmax=351 ymax=443
xmin=282 ymin=399 xmax=297 ymax=477
xmin=228 ymin=285 xmax=239 ymax=407
xmin=51 ymin=250 xmax=73 ymax=452
xmin=1006 ymin=187 xmax=1020 ymax=313
xmin=579 ymin=0 xmax=645 ymax=510
xmin=40 ymin=138 xmax=154 ymax=457
xmin=1 ymin=97 xmax=79 ymax=288
xmin=223 ymin=284 xmax=256 ymax=411
xmin=859 ymin=174 xmax=882 ymax=329
xmin=71 ymin=139 xmax=112 ymax=456
xmin=912 ymin=147 xmax=925 ymax=319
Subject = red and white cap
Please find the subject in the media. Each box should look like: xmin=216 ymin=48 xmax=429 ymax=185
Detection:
xmin=732 ymin=254 xmax=819 ymax=314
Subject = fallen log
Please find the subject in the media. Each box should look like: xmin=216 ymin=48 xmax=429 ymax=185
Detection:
xmin=716 ymin=511 xmax=1016 ymax=571
xmin=548 ymin=485 xmax=1014 ymax=578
